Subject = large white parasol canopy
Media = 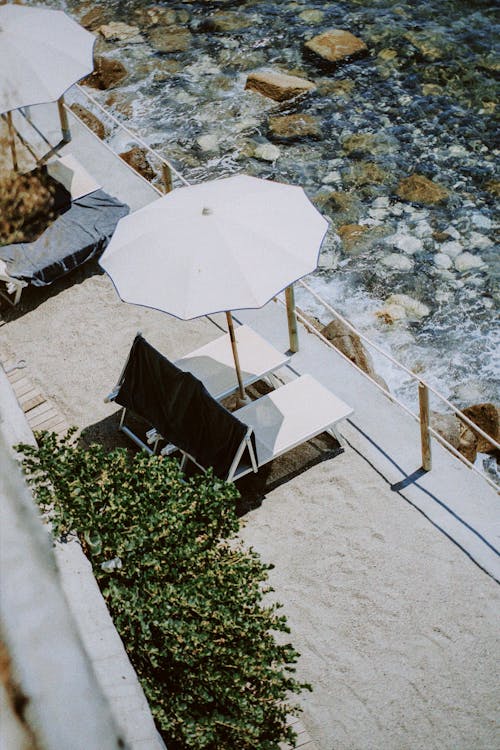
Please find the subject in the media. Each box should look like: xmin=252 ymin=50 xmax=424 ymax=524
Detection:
xmin=0 ymin=4 xmax=95 ymax=115
xmin=100 ymin=174 xmax=329 ymax=398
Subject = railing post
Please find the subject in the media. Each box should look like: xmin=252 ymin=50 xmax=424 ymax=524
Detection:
xmin=6 ymin=112 xmax=18 ymax=171
xmin=285 ymin=284 xmax=299 ymax=353
xmin=418 ymin=382 xmax=432 ymax=471
xmin=161 ymin=163 xmax=173 ymax=193
xmin=57 ymin=96 xmax=71 ymax=143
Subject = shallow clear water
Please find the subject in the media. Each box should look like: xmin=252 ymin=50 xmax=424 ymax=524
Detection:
xmin=46 ymin=0 xmax=499 ymax=415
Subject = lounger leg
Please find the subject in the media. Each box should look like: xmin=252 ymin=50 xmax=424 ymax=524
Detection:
xmin=327 ymin=425 xmax=347 ymax=448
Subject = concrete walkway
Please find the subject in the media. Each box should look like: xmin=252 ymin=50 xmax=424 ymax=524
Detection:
xmin=235 ymin=303 xmax=500 ymax=582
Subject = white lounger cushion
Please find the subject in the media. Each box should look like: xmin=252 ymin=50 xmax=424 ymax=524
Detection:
xmin=46 ymin=153 xmax=101 ymax=200
xmin=175 ymin=324 xmax=290 ymax=400
xmin=233 ymin=374 xmax=353 ymax=473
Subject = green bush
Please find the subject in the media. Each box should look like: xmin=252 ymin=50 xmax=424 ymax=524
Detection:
xmin=19 ymin=431 xmax=310 ymax=749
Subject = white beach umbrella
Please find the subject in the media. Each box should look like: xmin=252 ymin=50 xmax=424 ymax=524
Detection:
xmin=100 ymin=175 xmax=328 ymax=399
xmin=0 ymin=4 xmax=95 ymax=114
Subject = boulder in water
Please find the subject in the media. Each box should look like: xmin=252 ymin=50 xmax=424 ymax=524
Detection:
xmin=268 ymin=113 xmax=322 ymax=141
xmin=461 ymin=403 xmax=500 ymax=456
xmin=82 ymin=55 xmax=128 ymax=90
xmin=69 ymin=104 xmax=106 ymax=139
xmin=148 ymin=26 xmax=193 ymax=53
xmin=245 ymin=69 xmax=316 ymax=101
xmin=99 ymin=22 xmax=143 ymax=43
xmin=321 ymin=319 xmax=389 ymax=391
xmin=396 ymin=174 xmax=449 ymax=205
xmin=304 ymin=29 xmax=368 ymax=65
xmin=119 ymin=147 xmax=156 ymax=182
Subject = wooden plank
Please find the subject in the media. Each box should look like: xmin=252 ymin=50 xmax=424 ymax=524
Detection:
xmin=20 ymin=392 xmax=46 ymax=412
xmin=12 ymin=377 xmax=33 ymax=397
xmin=33 ymin=414 xmax=67 ymax=432
xmin=26 ymin=401 xmax=54 ymax=422
xmin=7 ymin=368 xmax=29 ymax=384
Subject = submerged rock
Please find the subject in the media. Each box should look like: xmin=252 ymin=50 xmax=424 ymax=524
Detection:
xmin=148 ymin=26 xmax=193 ymax=53
xmin=304 ymin=29 xmax=368 ymax=65
xmin=381 ymin=253 xmax=414 ymax=271
xmin=384 ymin=294 xmax=430 ymax=320
xmin=252 ymin=143 xmax=281 ymax=162
xmin=396 ymin=174 xmax=449 ymax=205
xmin=203 ymin=11 xmax=252 ymax=32
xmin=82 ymin=55 xmax=128 ymax=90
xmin=454 ymin=252 xmax=485 ymax=273
xmin=268 ymin=114 xmax=322 ymax=141
xmin=245 ymin=69 xmax=316 ymax=101
xmin=384 ymin=232 xmax=423 ymax=255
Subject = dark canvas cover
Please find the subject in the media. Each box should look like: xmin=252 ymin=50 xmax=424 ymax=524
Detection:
xmin=0 ymin=189 xmax=129 ymax=286
xmin=115 ymin=334 xmax=250 ymax=480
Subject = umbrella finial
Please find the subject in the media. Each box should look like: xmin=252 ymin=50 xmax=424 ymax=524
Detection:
xmin=202 ymin=207 xmax=212 ymax=216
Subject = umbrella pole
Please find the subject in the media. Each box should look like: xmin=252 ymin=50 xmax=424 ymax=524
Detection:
xmin=57 ymin=96 xmax=71 ymax=143
xmin=226 ymin=311 xmax=247 ymax=402
xmin=6 ymin=112 xmax=18 ymax=171
xmin=285 ymin=284 xmax=299 ymax=353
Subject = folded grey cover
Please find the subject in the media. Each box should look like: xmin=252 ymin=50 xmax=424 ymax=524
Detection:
xmin=0 ymin=189 xmax=129 ymax=286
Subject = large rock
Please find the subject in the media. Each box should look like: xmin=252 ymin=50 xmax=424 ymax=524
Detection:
xmin=304 ymin=29 xmax=368 ymax=65
xmin=99 ymin=22 xmax=143 ymax=43
xmin=268 ymin=114 xmax=322 ymax=141
xmin=320 ymin=319 xmax=389 ymax=391
xmin=82 ymin=56 xmax=128 ymax=90
xmin=119 ymin=147 xmax=156 ymax=182
xmin=148 ymin=26 xmax=192 ymax=53
xmin=431 ymin=412 xmax=461 ymax=452
xmin=79 ymin=7 xmax=110 ymax=31
xmin=245 ymin=69 xmax=316 ymax=101
xmin=461 ymin=403 xmax=500 ymax=456
xmin=396 ymin=174 xmax=449 ymax=205
xmin=69 ymin=104 xmax=106 ymax=139
xmin=203 ymin=11 xmax=252 ymax=32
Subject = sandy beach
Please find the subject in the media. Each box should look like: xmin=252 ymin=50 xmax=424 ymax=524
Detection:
xmin=1 ymin=266 xmax=499 ymax=750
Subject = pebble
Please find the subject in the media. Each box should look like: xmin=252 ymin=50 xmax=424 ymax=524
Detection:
xmin=322 ymin=171 xmax=342 ymax=184
xmin=413 ymin=220 xmax=433 ymax=237
xmin=434 ymin=253 xmax=453 ymax=269
xmin=253 ymin=143 xmax=280 ymax=162
xmin=381 ymin=254 xmax=414 ymax=271
xmin=454 ymin=252 xmax=485 ymax=272
xmin=471 ymin=212 xmax=492 ymax=230
xmin=443 ymin=224 xmax=461 ymax=240
xmin=440 ymin=241 xmax=463 ymax=258
xmin=468 ymin=232 xmax=493 ymax=250
xmin=384 ymin=232 xmax=423 ymax=254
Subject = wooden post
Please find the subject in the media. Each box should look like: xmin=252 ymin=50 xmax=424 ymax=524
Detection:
xmin=226 ymin=311 xmax=246 ymax=402
xmin=161 ymin=163 xmax=173 ymax=193
xmin=6 ymin=112 xmax=18 ymax=171
xmin=418 ymin=382 xmax=432 ymax=471
xmin=57 ymin=96 xmax=71 ymax=143
xmin=285 ymin=284 xmax=299 ymax=353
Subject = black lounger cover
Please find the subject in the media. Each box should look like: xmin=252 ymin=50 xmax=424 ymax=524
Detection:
xmin=115 ymin=334 xmax=252 ymax=480
xmin=0 ymin=189 xmax=129 ymax=286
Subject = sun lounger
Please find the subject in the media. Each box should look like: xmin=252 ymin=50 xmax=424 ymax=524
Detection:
xmin=106 ymin=327 xmax=290 ymax=453
xmin=0 ymin=156 xmax=129 ymax=303
xmin=107 ymin=334 xmax=353 ymax=481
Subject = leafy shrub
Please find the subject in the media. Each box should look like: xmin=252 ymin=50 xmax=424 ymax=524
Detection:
xmin=19 ymin=431 xmax=310 ymax=749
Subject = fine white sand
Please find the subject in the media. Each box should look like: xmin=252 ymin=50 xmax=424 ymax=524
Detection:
xmin=2 ymin=272 xmax=499 ymax=750
xmin=239 ymin=453 xmax=500 ymax=750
